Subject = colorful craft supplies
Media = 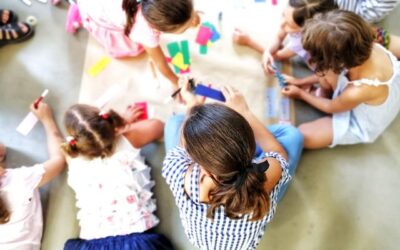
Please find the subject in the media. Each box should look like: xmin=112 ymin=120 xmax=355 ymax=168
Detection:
xmin=195 ymin=22 xmax=221 ymax=54
xmin=87 ymin=56 xmax=111 ymax=77
xmin=166 ymin=40 xmax=191 ymax=74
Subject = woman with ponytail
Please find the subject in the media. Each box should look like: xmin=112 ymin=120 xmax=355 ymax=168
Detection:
xmin=162 ymin=78 xmax=304 ymax=249
xmin=62 ymin=104 xmax=171 ymax=250
xmin=77 ymin=0 xmax=200 ymax=88
xmin=0 ymin=102 xmax=65 ymax=250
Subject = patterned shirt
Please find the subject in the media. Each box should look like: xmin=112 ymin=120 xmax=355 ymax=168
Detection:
xmin=335 ymin=0 xmax=399 ymax=23
xmin=162 ymin=147 xmax=291 ymax=250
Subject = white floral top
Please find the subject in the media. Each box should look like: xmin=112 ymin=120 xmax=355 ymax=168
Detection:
xmin=67 ymin=137 xmax=159 ymax=240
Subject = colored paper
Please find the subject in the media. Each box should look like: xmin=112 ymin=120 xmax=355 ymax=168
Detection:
xmin=199 ymin=45 xmax=208 ymax=55
xmin=265 ymin=87 xmax=278 ymax=118
xmin=272 ymin=0 xmax=278 ymax=5
xmin=166 ymin=42 xmax=181 ymax=73
xmin=180 ymin=40 xmax=190 ymax=65
xmin=195 ymin=84 xmax=226 ymax=102
xmin=87 ymin=56 xmax=111 ymax=77
xmin=171 ymin=52 xmax=189 ymax=71
xmin=207 ymin=41 xmax=213 ymax=48
xmin=135 ymin=102 xmax=148 ymax=120
xmin=16 ymin=112 xmax=38 ymax=136
xmin=180 ymin=68 xmax=191 ymax=74
xmin=196 ymin=26 xmax=213 ymax=45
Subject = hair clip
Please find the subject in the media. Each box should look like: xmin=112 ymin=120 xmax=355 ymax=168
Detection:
xmin=66 ymin=136 xmax=76 ymax=146
xmin=99 ymin=111 xmax=109 ymax=120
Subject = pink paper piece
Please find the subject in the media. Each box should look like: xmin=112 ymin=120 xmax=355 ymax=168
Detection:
xmin=135 ymin=102 xmax=148 ymax=120
xmin=195 ymin=26 xmax=213 ymax=45
xmin=272 ymin=0 xmax=277 ymax=5
xmin=166 ymin=57 xmax=172 ymax=63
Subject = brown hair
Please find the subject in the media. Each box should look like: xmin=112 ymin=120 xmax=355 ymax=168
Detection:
xmin=182 ymin=104 xmax=270 ymax=221
xmin=122 ymin=0 xmax=193 ymax=36
xmin=61 ymin=104 xmax=125 ymax=159
xmin=289 ymin=0 xmax=338 ymax=27
xmin=302 ymin=10 xmax=376 ymax=74
xmin=0 ymin=196 xmax=10 ymax=224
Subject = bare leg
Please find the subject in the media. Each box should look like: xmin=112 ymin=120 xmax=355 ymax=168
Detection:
xmin=232 ymin=28 xmax=265 ymax=54
xmin=389 ymin=34 xmax=400 ymax=59
xmin=123 ymin=119 xmax=164 ymax=149
xmin=298 ymin=116 xmax=333 ymax=149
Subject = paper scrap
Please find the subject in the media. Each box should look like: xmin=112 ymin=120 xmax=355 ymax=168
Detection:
xmin=95 ymin=85 xmax=123 ymax=108
xmin=16 ymin=112 xmax=38 ymax=136
xmin=266 ymin=87 xmax=278 ymax=118
xmin=180 ymin=40 xmax=190 ymax=65
xmin=135 ymin=102 xmax=148 ymax=120
xmin=280 ymin=96 xmax=291 ymax=122
xmin=171 ymin=52 xmax=189 ymax=71
xmin=195 ymin=26 xmax=213 ymax=45
xmin=87 ymin=56 xmax=111 ymax=77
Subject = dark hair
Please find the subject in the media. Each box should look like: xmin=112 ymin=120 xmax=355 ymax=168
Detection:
xmin=122 ymin=0 xmax=193 ymax=36
xmin=183 ymin=104 xmax=270 ymax=221
xmin=302 ymin=10 xmax=376 ymax=74
xmin=0 ymin=196 xmax=10 ymax=224
xmin=289 ymin=0 xmax=338 ymax=27
xmin=61 ymin=104 xmax=125 ymax=159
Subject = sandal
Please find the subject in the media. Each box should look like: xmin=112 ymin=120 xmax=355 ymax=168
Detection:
xmin=0 ymin=9 xmax=18 ymax=26
xmin=0 ymin=22 xmax=34 ymax=48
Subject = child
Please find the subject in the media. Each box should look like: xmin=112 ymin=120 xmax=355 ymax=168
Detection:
xmin=282 ymin=10 xmax=400 ymax=149
xmin=162 ymin=79 xmax=304 ymax=249
xmin=0 ymin=102 xmax=65 ymax=250
xmin=77 ymin=0 xmax=200 ymax=88
xmin=62 ymin=104 xmax=172 ymax=250
xmin=233 ymin=0 xmax=400 ymax=90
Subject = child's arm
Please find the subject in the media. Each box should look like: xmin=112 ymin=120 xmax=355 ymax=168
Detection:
xmin=283 ymin=74 xmax=320 ymax=86
xmin=123 ymin=119 xmax=164 ymax=148
xmin=145 ymin=46 xmax=179 ymax=88
xmin=30 ymin=102 xmax=65 ymax=187
xmin=282 ymin=85 xmax=367 ymax=113
xmin=221 ymin=86 xmax=287 ymax=160
xmin=272 ymin=47 xmax=296 ymax=61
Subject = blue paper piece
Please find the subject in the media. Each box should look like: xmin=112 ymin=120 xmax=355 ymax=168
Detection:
xmin=195 ymin=84 xmax=226 ymax=102
xmin=265 ymin=87 xmax=278 ymax=118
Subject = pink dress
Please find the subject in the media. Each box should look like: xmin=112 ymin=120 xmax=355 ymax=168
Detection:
xmin=77 ymin=0 xmax=161 ymax=58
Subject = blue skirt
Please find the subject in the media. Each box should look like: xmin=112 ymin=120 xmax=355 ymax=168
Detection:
xmin=64 ymin=231 xmax=173 ymax=250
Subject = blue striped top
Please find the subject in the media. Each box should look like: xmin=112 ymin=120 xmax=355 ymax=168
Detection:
xmin=162 ymin=147 xmax=291 ymax=250
xmin=335 ymin=0 xmax=398 ymax=23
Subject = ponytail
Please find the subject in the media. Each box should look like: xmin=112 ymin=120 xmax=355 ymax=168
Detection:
xmin=183 ymin=104 xmax=271 ymax=221
xmin=0 ymin=196 xmax=10 ymax=224
xmin=122 ymin=0 xmax=139 ymax=36
xmin=63 ymin=104 xmax=126 ymax=159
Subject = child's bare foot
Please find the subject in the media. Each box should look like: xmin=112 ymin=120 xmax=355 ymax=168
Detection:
xmin=232 ymin=28 xmax=251 ymax=46
xmin=0 ymin=143 xmax=6 ymax=163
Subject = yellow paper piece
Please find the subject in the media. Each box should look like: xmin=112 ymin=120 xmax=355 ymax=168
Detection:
xmin=171 ymin=52 xmax=189 ymax=71
xmin=87 ymin=56 xmax=112 ymax=77
xmin=207 ymin=41 xmax=213 ymax=48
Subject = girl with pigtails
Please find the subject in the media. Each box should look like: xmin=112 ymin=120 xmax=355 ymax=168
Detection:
xmin=62 ymin=104 xmax=171 ymax=250
xmin=162 ymin=78 xmax=304 ymax=250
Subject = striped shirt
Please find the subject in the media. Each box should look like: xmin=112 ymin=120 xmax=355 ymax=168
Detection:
xmin=162 ymin=147 xmax=291 ymax=250
xmin=335 ymin=0 xmax=399 ymax=23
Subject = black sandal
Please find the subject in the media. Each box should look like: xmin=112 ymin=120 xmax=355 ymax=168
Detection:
xmin=0 ymin=22 xmax=34 ymax=47
xmin=0 ymin=9 xmax=18 ymax=26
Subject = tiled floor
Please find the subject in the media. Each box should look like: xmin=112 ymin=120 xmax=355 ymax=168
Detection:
xmin=1 ymin=0 xmax=400 ymax=250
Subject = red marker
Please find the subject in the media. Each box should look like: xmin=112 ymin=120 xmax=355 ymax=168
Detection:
xmin=33 ymin=89 xmax=49 ymax=109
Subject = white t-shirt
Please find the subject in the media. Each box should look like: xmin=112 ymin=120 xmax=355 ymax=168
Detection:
xmin=67 ymin=137 xmax=159 ymax=240
xmin=0 ymin=165 xmax=45 ymax=250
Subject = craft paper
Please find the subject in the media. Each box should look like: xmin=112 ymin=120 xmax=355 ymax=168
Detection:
xmin=87 ymin=56 xmax=111 ymax=77
xmin=16 ymin=112 xmax=38 ymax=136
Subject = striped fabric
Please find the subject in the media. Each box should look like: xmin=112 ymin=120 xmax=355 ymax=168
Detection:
xmin=162 ymin=147 xmax=291 ymax=250
xmin=335 ymin=0 xmax=399 ymax=23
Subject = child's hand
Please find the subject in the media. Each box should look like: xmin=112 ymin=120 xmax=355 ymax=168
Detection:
xmin=262 ymin=50 xmax=275 ymax=75
xmin=123 ymin=105 xmax=143 ymax=124
xmin=222 ymin=86 xmax=250 ymax=116
xmin=179 ymin=76 xmax=204 ymax=107
xmin=30 ymin=102 xmax=54 ymax=122
xmin=282 ymin=85 xmax=302 ymax=99
xmin=282 ymin=74 xmax=301 ymax=85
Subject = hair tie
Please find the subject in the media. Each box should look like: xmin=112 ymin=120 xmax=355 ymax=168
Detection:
xmin=234 ymin=160 xmax=269 ymax=190
xmin=66 ymin=136 xmax=77 ymax=147
xmin=99 ymin=111 xmax=109 ymax=120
